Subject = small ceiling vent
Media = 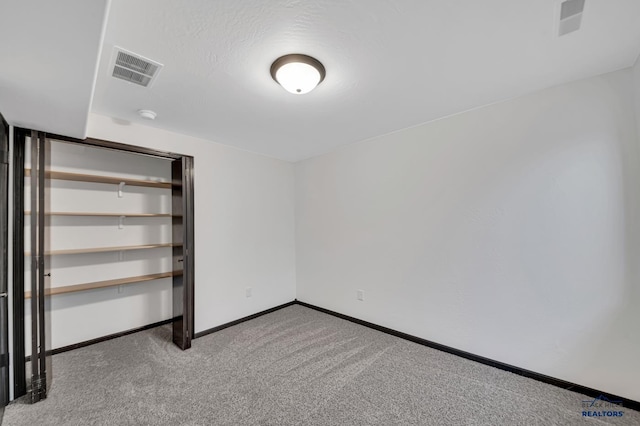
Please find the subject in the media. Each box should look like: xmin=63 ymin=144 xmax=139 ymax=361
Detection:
xmin=558 ymin=0 xmax=585 ymax=36
xmin=110 ymin=47 xmax=163 ymax=88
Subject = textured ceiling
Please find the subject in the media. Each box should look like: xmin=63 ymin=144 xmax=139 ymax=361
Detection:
xmin=0 ymin=0 xmax=109 ymax=137
xmin=3 ymin=1 xmax=640 ymax=161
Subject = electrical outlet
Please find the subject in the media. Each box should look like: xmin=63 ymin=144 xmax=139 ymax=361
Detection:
xmin=246 ymin=287 xmax=252 ymax=298
xmin=117 ymin=285 xmax=124 ymax=294
xmin=357 ymin=289 xmax=364 ymax=301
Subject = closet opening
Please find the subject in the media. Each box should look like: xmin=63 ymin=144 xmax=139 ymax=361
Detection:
xmin=12 ymin=130 xmax=195 ymax=402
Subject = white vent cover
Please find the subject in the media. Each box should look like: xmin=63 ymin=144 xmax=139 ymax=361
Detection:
xmin=110 ymin=47 xmax=163 ymax=87
xmin=559 ymin=0 xmax=585 ymax=36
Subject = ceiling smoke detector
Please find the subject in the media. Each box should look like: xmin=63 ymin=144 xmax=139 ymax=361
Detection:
xmin=110 ymin=47 xmax=163 ymax=88
xmin=138 ymin=110 xmax=157 ymax=120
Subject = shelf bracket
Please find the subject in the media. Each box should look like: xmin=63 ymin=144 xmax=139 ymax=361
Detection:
xmin=118 ymin=215 xmax=125 ymax=230
xmin=118 ymin=182 xmax=126 ymax=198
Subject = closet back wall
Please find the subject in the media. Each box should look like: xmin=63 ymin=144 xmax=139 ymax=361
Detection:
xmin=24 ymin=141 xmax=173 ymax=353
xmin=87 ymin=114 xmax=297 ymax=334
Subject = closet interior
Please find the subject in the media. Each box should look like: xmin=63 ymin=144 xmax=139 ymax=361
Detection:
xmin=16 ymin=133 xmax=194 ymax=401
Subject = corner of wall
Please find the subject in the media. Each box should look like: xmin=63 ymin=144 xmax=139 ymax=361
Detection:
xmin=81 ymin=1 xmax=111 ymax=139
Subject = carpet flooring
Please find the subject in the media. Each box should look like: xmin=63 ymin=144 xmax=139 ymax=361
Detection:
xmin=2 ymin=304 xmax=638 ymax=425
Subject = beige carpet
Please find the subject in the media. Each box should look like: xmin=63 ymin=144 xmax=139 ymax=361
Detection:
xmin=3 ymin=305 xmax=638 ymax=425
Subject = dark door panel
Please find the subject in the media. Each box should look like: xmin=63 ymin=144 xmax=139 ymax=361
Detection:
xmin=172 ymin=157 xmax=194 ymax=350
xmin=0 ymin=113 xmax=10 ymax=407
xmin=28 ymin=131 xmax=48 ymax=403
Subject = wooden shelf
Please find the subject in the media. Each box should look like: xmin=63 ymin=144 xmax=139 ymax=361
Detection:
xmin=25 ymin=211 xmax=172 ymax=217
xmin=26 ymin=243 xmax=178 ymax=256
xmin=24 ymin=270 xmax=182 ymax=299
xmin=25 ymin=169 xmax=170 ymax=189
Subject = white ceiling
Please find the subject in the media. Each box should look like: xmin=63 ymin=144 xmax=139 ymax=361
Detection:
xmin=3 ymin=1 xmax=640 ymax=161
xmin=0 ymin=0 xmax=109 ymax=137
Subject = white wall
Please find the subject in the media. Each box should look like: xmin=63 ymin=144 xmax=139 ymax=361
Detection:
xmin=634 ymin=55 xmax=640 ymax=139
xmin=87 ymin=113 xmax=297 ymax=334
xmin=295 ymin=68 xmax=640 ymax=401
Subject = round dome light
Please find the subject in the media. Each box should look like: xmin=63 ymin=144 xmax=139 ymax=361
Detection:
xmin=270 ymin=54 xmax=326 ymax=95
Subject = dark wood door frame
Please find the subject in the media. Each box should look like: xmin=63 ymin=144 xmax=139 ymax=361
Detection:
xmin=0 ymin=113 xmax=10 ymax=407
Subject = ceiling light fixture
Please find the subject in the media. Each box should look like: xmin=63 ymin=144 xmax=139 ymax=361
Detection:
xmin=270 ymin=54 xmax=326 ymax=94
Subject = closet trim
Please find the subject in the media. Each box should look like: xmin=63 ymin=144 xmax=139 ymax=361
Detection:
xmin=45 ymin=133 xmax=183 ymax=160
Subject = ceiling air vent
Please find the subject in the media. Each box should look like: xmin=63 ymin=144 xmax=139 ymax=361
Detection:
xmin=110 ymin=47 xmax=163 ymax=88
xmin=558 ymin=0 xmax=585 ymax=36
